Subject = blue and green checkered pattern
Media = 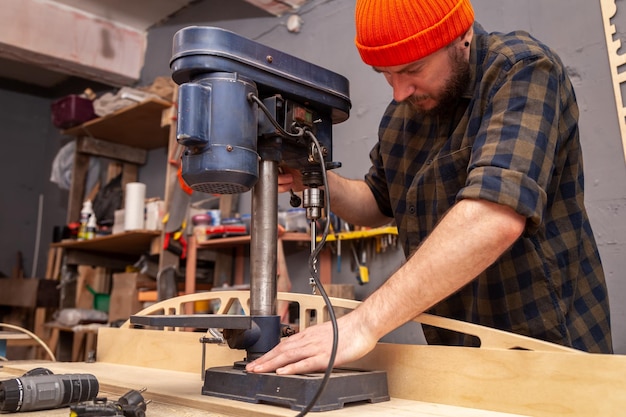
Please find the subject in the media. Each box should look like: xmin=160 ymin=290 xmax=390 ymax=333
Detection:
xmin=364 ymin=23 xmax=613 ymax=353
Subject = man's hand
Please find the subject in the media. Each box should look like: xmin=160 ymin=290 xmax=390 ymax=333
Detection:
xmin=278 ymin=166 xmax=304 ymax=193
xmin=245 ymin=312 xmax=378 ymax=375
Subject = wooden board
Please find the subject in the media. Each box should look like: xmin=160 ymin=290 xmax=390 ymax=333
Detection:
xmin=2 ymin=292 xmax=609 ymax=416
xmin=88 ymin=291 xmax=626 ymax=417
xmin=53 ymin=230 xmax=161 ymax=255
xmin=352 ymin=344 xmax=626 ymax=417
xmin=63 ymin=98 xmax=171 ymax=150
xmin=601 ymin=0 xmax=626 ymax=162
xmin=0 ymin=278 xmax=59 ymax=308
xmin=94 ymin=326 xmax=626 ymax=417
xmin=0 ymin=362 xmax=527 ymax=417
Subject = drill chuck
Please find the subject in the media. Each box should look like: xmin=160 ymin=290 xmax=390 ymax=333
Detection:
xmin=0 ymin=370 xmax=99 ymax=412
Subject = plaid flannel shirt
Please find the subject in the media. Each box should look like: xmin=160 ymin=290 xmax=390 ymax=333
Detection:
xmin=365 ymin=23 xmax=613 ymax=353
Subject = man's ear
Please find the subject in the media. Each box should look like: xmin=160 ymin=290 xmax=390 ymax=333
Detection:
xmin=453 ymin=25 xmax=473 ymax=58
xmin=459 ymin=25 xmax=474 ymax=46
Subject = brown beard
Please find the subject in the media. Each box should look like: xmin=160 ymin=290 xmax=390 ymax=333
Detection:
xmin=409 ymin=47 xmax=470 ymax=118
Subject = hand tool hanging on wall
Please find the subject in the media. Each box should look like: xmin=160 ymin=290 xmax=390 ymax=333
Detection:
xmin=163 ymin=164 xmax=192 ymax=232
xmin=159 ymin=162 xmax=192 ymax=299
xmin=161 ymin=159 xmax=193 ymax=259
xmin=350 ymin=240 xmax=369 ymax=285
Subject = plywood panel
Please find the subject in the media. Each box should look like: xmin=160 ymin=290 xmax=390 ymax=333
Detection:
xmin=0 ymin=362 xmax=527 ymax=417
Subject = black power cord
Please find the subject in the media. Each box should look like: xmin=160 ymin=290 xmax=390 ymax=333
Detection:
xmin=294 ymin=131 xmax=338 ymax=417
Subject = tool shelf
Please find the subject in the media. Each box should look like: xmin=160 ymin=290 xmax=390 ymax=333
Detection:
xmin=48 ymin=96 xmax=178 ymax=301
xmin=61 ymin=98 xmax=173 ymax=224
xmin=185 ymin=232 xmax=315 ymax=297
xmin=194 ymin=231 xmax=310 ymax=248
xmin=63 ymin=97 xmax=171 ymax=150
xmin=50 ymin=230 xmax=162 ymax=272
xmin=52 ymin=230 xmax=161 ymax=256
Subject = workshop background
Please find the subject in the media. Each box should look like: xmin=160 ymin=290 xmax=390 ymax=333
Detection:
xmin=1 ymin=0 xmax=626 ymax=352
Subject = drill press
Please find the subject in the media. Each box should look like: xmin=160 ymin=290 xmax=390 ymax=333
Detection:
xmin=130 ymin=26 xmax=388 ymax=412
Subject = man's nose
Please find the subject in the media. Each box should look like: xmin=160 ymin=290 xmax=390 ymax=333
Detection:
xmin=389 ymin=73 xmax=415 ymax=102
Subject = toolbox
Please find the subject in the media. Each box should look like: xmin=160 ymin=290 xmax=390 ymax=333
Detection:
xmin=51 ymin=94 xmax=96 ymax=129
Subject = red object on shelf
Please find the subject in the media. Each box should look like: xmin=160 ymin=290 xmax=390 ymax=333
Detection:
xmin=51 ymin=95 xmax=96 ymax=129
xmin=204 ymin=224 xmax=248 ymax=238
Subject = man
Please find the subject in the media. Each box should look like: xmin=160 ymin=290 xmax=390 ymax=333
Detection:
xmin=247 ymin=0 xmax=613 ymax=376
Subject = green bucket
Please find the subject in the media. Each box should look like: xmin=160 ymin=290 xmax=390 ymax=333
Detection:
xmin=86 ymin=285 xmax=110 ymax=313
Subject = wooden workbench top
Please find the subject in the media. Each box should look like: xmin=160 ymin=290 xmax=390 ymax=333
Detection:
xmin=10 ymin=291 xmax=623 ymax=416
xmin=0 ymin=361 xmax=527 ymax=417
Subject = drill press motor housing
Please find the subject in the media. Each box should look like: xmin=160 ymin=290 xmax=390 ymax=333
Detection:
xmin=172 ymin=26 xmax=350 ymax=195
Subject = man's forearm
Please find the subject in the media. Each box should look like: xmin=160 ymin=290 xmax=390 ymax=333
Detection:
xmin=244 ymin=198 xmax=527 ymax=375
xmin=327 ymin=171 xmax=391 ymax=227
xmin=351 ymin=198 xmax=526 ymax=340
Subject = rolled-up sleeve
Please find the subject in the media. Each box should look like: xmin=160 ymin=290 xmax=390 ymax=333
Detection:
xmin=458 ymin=54 xmax=561 ymax=234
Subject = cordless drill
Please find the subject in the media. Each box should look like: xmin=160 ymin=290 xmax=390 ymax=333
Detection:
xmin=0 ymin=367 xmax=99 ymax=412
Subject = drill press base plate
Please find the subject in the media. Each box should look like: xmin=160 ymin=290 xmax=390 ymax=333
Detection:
xmin=202 ymin=365 xmax=390 ymax=412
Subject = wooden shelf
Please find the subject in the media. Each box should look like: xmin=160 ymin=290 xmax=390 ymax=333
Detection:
xmin=63 ymin=97 xmax=172 ymax=150
xmin=187 ymin=231 xmax=325 ymax=295
xmin=53 ymin=230 xmax=161 ymax=256
xmin=196 ymin=232 xmax=310 ymax=249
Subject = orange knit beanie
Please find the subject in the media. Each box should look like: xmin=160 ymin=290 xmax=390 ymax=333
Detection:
xmin=355 ymin=0 xmax=475 ymax=67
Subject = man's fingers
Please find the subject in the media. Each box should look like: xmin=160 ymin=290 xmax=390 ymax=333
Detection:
xmin=247 ymin=352 xmax=304 ymax=374
xmin=246 ymin=333 xmax=323 ymax=374
xmin=249 ymin=353 xmax=326 ymax=375
xmin=278 ymin=173 xmax=294 ymax=193
xmin=276 ymin=356 xmax=326 ymax=375
xmin=246 ymin=342 xmax=296 ymax=372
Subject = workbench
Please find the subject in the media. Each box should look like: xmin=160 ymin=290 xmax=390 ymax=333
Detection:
xmin=3 ymin=291 xmax=626 ymax=416
xmin=0 ymin=362 xmax=526 ymax=417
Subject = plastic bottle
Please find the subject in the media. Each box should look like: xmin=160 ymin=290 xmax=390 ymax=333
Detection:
xmin=85 ymin=214 xmax=97 ymax=240
xmin=78 ymin=200 xmax=93 ymax=240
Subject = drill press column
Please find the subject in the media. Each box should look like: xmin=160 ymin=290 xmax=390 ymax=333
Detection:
xmin=250 ymin=159 xmax=279 ymax=318
xmin=246 ymin=157 xmax=281 ymax=361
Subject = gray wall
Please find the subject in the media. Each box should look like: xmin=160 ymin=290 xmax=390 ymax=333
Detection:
xmin=0 ymin=89 xmax=68 ymax=279
xmin=1 ymin=0 xmax=625 ymax=353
